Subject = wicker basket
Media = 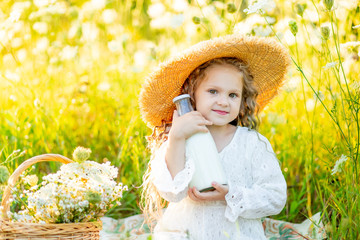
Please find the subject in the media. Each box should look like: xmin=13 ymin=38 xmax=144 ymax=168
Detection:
xmin=0 ymin=154 xmax=102 ymax=240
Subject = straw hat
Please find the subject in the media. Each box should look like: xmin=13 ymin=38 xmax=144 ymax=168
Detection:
xmin=139 ymin=34 xmax=290 ymax=128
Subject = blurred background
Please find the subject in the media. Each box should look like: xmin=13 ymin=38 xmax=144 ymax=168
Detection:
xmin=0 ymin=0 xmax=359 ymax=237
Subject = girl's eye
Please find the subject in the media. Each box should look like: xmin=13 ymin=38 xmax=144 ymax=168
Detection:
xmin=229 ymin=93 xmax=238 ymax=98
xmin=209 ymin=89 xmax=217 ymax=94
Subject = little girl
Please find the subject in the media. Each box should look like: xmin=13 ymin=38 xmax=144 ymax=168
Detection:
xmin=139 ymin=35 xmax=290 ymax=239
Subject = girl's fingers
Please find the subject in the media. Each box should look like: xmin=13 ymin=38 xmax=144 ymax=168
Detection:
xmin=188 ymin=184 xmax=228 ymax=201
xmin=199 ymin=120 xmax=212 ymax=126
xmin=188 ymin=187 xmax=205 ymax=201
xmin=211 ymin=182 xmax=228 ymax=194
xmin=172 ymin=110 xmax=179 ymax=120
xmin=197 ymin=126 xmax=209 ymax=133
xmin=194 ymin=117 xmax=212 ymax=128
xmin=188 ymin=188 xmax=200 ymax=201
xmin=203 ymin=119 xmax=213 ymax=125
xmin=192 ymin=187 xmax=207 ymax=200
xmin=194 ymin=115 xmax=212 ymax=126
xmin=180 ymin=111 xmax=212 ymax=126
xmin=172 ymin=111 xmax=211 ymax=137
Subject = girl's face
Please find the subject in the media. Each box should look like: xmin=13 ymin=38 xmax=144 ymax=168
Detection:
xmin=194 ymin=64 xmax=243 ymax=127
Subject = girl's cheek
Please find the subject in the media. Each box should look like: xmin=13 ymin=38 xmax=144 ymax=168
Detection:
xmin=231 ymin=98 xmax=241 ymax=104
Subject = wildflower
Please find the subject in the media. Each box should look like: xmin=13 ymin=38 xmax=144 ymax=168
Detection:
xmin=34 ymin=98 xmax=41 ymax=108
xmin=323 ymin=61 xmax=338 ymax=69
xmin=9 ymin=95 xmax=17 ymax=102
xmin=340 ymin=41 xmax=360 ymax=49
xmin=288 ymin=20 xmax=298 ymax=36
xmin=11 ymin=37 xmax=22 ymax=49
xmin=32 ymin=22 xmax=48 ymax=34
xmin=265 ymin=16 xmax=276 ymax=24
xmin=134 ymin=50 xmax=148 ymax=69
xmin=306 ymin=99 xmax=316 ymax=111
xmin=9 ymin=9 xmax=22 ymax=22
xmin=172 ymin=0 xmax=188 ymax=12
xmin=0 ymin=166 xmax=10 ymax=184
xmin=170 ymin=14 xmax=184 ymax=29
xmin=192 ymin=16 xmax=201 ymax=25
xmin=227 ymin=3 xmax=237 ymax=13
xmin=97 ymin=82 xmax=111 ymax=91
xmin=17 ymin=48 xmax=27 ymax=63
xmin=253 ymin=25 xmax=272 ymax=37
xmin=102 ymin=9 xmax=117 ymax=24
xmin=33 ymin=0 xmax=52 ymax=8
xmin=107 ymin=40 xmax=122 ymax=53
xmin=23 ymin=175 xmax=38 ymax=187
xmin=321 ymin=26 xmax=330 ymax=40
xmin=323 ymin=0 xmax=334 ymax=11
xmin=350 ymin=81 xmax=360 ymax=92
xmin=295 ymin=3 xmax=306 ymax=17
xmin=148 ymin=2 xmax=165 ymax=18
xmin=90 ymin=0 xmax=106 ymax=10
xmin=5 ymin=71 xmax=20 ymax=83
xmin=244 ymin=0 xmax=276 ymax=15
xmin=81 ymin=22 xmax=99 ymax=42
xmin=72 ymin=147 xmax=91 ymax=163
xmin=9 ymin=147 xmax=127 ymax=223
xmin=331 ymin=154 xmax=348 ymax=175
xmin=34 ymin=37 xmax=49 ymax=52
xmin=60 ymin=45 xmax=78 ymax=61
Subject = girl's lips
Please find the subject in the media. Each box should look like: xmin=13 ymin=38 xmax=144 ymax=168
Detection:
xmin=213 ymin=110 xmax=228 ymax=115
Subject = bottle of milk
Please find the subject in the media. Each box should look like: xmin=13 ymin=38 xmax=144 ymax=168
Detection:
xmin=173 ymin=94 xmax=227 ymax=192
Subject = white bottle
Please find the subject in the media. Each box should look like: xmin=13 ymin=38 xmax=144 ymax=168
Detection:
xmin=173 ymin=94 xmax=227 ymax=192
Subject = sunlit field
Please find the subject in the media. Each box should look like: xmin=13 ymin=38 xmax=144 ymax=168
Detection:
xmin=0 ymin=0 xmax=359 ymax=238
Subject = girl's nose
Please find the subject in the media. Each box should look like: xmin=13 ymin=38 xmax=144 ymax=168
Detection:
xmin=216 ymin=95 xmax=229 ymax=106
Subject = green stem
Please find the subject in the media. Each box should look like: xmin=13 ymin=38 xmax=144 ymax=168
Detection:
xmin=295 ymin=35 xmax=314 ymax=218
xmin=195 ymin=0 xmax=212 ymax=38
xmin=330 ymin=10 xmax=358 ymax=182
xmin=0 ymin=41 xmax=20 ymax=66
xmin=291 ymin=57 xmax=350 ymax=147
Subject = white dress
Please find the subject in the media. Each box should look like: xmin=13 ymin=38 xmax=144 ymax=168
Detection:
xmin=151 ymin=127 xmax=287 ymax=240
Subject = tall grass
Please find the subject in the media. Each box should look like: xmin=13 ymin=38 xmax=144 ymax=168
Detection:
xmin=0 ymin=0 xmax=359 ymax=237
xmin=277 ymin=1 xmax=360 ymax=237
xmin=261 ymin=1 xmax=359 ymax=238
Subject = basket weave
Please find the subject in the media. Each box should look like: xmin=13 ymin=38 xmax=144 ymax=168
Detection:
xmin=0 ymin=154 xmax=102 ymax=240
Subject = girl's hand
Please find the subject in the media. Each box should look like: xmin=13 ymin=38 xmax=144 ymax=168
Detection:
xmin=188 ymin=182 xmax=229 ymax=201
xmin=169 ymin=110 xmax=212 ymax=140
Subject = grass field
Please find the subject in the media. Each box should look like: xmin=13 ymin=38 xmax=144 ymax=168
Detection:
xmin=1 ymin=0 xmax=359 ymax=238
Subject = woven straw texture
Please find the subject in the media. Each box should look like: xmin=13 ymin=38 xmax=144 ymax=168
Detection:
xmin=0 ymin=154 xmax=102 ymax=240
xmin=139 ymin=34 xmax=291 ymax=128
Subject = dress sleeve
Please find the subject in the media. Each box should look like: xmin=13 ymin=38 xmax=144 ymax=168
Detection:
xmin=224 ymin=133 xmax=287 ymax=222
xmin=151 ymin=141 xmax=195 ymax=202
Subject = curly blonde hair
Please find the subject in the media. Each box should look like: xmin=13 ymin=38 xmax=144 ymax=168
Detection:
xmin=141 ymin=57 xmax=259 ymax=227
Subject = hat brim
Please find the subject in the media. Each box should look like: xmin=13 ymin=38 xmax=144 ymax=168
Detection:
xmin=140 ymin=35 xmax=290 ymax=128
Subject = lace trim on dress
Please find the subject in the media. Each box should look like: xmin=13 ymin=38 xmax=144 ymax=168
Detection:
xmin=151 ymin=141 xmax=195 ymax=195
xmin=225 ymin=185 xmax=246 ymax=222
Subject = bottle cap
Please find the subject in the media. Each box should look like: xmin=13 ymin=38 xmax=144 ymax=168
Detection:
xmin=173 ymin=94 xmax=190 ymax=103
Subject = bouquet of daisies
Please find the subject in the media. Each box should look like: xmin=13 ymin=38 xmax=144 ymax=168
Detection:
xmin=7 ymin=147 xmax=127 ymax=224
